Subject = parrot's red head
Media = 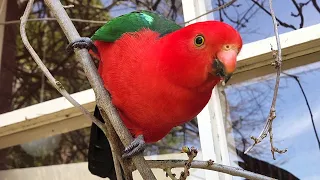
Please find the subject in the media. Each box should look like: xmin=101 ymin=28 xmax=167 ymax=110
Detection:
xmin=159 ymin=21 xmax=242 ymax=90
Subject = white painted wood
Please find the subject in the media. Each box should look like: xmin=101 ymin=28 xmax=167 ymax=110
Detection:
xmin=208 ymin=87 xmax=232 ymax=180
xmin=0 ymin=163 xmax=104 ymax=180
xmin=0 ymin=153 xmax=205 ymax=180
xmin=237 ymin=23 xmax=320 ymax=61
xmin=181 ymin=0 xmax=231 ymax=179
xmin=231 ymin=23 xmax=320 ymax=84
xmin=0 ymin=89 xmax=95 ymax=128
xmin=0 ymin=89 xmax=96 ymax=149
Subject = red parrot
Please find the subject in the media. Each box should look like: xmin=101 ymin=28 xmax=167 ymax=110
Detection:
xmin=68 ymin=10 xmax=242 ymax=179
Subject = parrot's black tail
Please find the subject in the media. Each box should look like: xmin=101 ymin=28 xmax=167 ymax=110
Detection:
xmin=88 ymin=106 xmax=116 ymax=179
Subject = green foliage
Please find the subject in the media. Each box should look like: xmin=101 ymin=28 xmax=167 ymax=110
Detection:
xmin=13 ymin=0 xmax=109 ymax=110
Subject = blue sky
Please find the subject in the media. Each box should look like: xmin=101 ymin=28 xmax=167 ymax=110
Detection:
xmin=217 ymin=1 xmax=320 ymax=179
xmin=212 ymin=0 xmax=320 ymax=43
xmin=226 ymin=61 xmax=320 ymax=179
xmin=105 ymin=0 xmax=320 ymax=43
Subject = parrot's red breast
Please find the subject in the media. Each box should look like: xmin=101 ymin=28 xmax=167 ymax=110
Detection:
xmin=94 ymin=21 xmax=242 ymax=143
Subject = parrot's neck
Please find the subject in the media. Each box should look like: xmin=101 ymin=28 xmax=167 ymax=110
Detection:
xmin=156 ymin=36 xmax=221 ymax=92
xmin=196 ymin=75 xmax=221 ymax=92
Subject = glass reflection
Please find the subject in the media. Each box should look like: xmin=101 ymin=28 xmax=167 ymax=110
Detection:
xmin=225 ymin=61 xmax=320 ymax=179
xmin=212 ymin=0 xmax=320 ymax=43
xmin=0 ymin=0 xmax=200 ymax=172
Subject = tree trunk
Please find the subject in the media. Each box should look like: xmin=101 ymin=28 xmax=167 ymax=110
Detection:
xmin=0 ymin=0 xmax=20 ymax=114
xmin=0 ymin=0 xmax=22 ymax=170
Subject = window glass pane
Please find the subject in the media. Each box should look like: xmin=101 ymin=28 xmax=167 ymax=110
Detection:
xmin=146 ymin=118 xmax=201 ymax=155
xmin=213 ymin=0 xmax=320 ymax=43
xmin=225 ymin=61 xmax=320 ymax=179
xmin=0 ymin=120 xmax=200 ymax=168
xmin=0 ymin=0 xmax=184 ymax=114
xmin=0 ymin=0 xmax=203 ymax=178
xmin=0 ymin=128 xmax=90 ymax=170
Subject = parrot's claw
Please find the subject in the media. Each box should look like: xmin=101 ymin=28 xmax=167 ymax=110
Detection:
xmin=122 ymin=135 xmax=146 ymax=158
xmin=66 ymin=37 xmax=98 ymax=54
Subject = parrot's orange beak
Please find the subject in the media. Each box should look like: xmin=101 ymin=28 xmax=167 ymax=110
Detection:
xmin=212 ymin=49 xmax=238 ymax=84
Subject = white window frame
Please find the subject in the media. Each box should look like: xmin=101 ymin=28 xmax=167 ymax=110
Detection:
xmin=182 ymin=1 xmax=320 ymax=179
xmin=0 ymin=0 xmax=320 ymax=179
xmin=181 ymin=0 xmax=230 ymax=179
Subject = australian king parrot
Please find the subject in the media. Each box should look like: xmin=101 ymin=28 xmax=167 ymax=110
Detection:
xmin=67 ymin=10 xmax=242 ymax=179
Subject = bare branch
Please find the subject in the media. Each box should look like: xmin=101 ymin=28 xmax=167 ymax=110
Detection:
xmin=150 ymin=147 xmax=275 ymax=179
xmin=312 ymin=0 xmax=320 ymax=13
xmin=1 ymin=18 xmax=106 ymax=25
xmin=20 ymin=0 xmax=107 ymax=140
xmin=42 ymin=0 xmax=156 ymax=179
xmin=0 ymin=0 xmax=5 ymax=15
xmin=182 ymin=0 xmax=237 ymax=24
xmin=290 ymin=0 xmax=310 ymax=28
xmin=179 ymin=146 xmax=197 ymax=180
xmin=245 ymin=0 xmax=287 ymax=159
xmin=251 ymin=0 xmax=297 ymax=30
xmin=4 ymin=0 xmax=236 ymax=27
xmin=63 ymin=4 xmax=75 ymax=9
xmin=148 ymin=160 xmax=276 ymax=180
xmin=20 ymin=0 xmax=126 ymax=179
xmin=164 ymin=168 xmax=178 ymax=180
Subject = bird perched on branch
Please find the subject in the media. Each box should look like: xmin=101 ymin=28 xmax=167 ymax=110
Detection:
xmin=68 ymin=10 xmax=242 ymax=179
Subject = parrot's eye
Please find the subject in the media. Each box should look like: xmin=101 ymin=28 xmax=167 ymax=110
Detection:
xmin=223 ymin=44 xmax=232 ymax=50
xmin=194 ymin=35 xmax=205 ymax=47
xmin=222 ymin=44 xmax=236 ymax=51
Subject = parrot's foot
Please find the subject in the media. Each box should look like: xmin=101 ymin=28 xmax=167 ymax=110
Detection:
xmin=66 ymin=37 xmax=98 ymax=54
xmin=122 ymin=135 xmax=146 ymax=158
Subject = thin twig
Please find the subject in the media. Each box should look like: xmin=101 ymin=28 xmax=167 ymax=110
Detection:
xmin=19 ymin=0 xmax=108 ymax=139
xmin=63 ymin=4 xmax=75 ymax=9
xmin=312 ymin=0 xmax=320 ymax=13
xmin=99 ymin=110 xmax=126 ymax=180
xmin=148 ymin=160 xmax=276 ymax=180
xmin=43 ymin=0 xmax=156 ymax=179
xmin=20 ymin=1 xmax=125 ymax=178
xmin=179 ymin=147 xmax=197 ymax=180
xmin=1 ymin=18 xmax=107 ymax=25
xmin=245 ymin=0 xmax=287 ymax=159
xmin=21 ymin=1 xmax=125 ymax=179
xmin=282 ymin=72 xmax=320 ymax=150
xmin=1 ymin=0 xmax=234 ymax=27
xmin=5 ymin=0 xmax=234 ymax=27
xmin=164 ymin=168 xmax=178 ymax=180
xmin=182 ymin=0 xmax=237 ymax=24
xmin=250 ymin=0 xmax=297 ymax=30
xmin=156 ymin=147 xmax=274 ymax=180
xmin=290 ymin=0 xmax=310 ymax=28
xmin=0 ymin=0 xmax=5 ymax=15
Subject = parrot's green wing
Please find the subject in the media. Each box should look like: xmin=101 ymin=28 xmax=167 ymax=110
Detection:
xmin=91 ymin=11 xmax=182 ymax=42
